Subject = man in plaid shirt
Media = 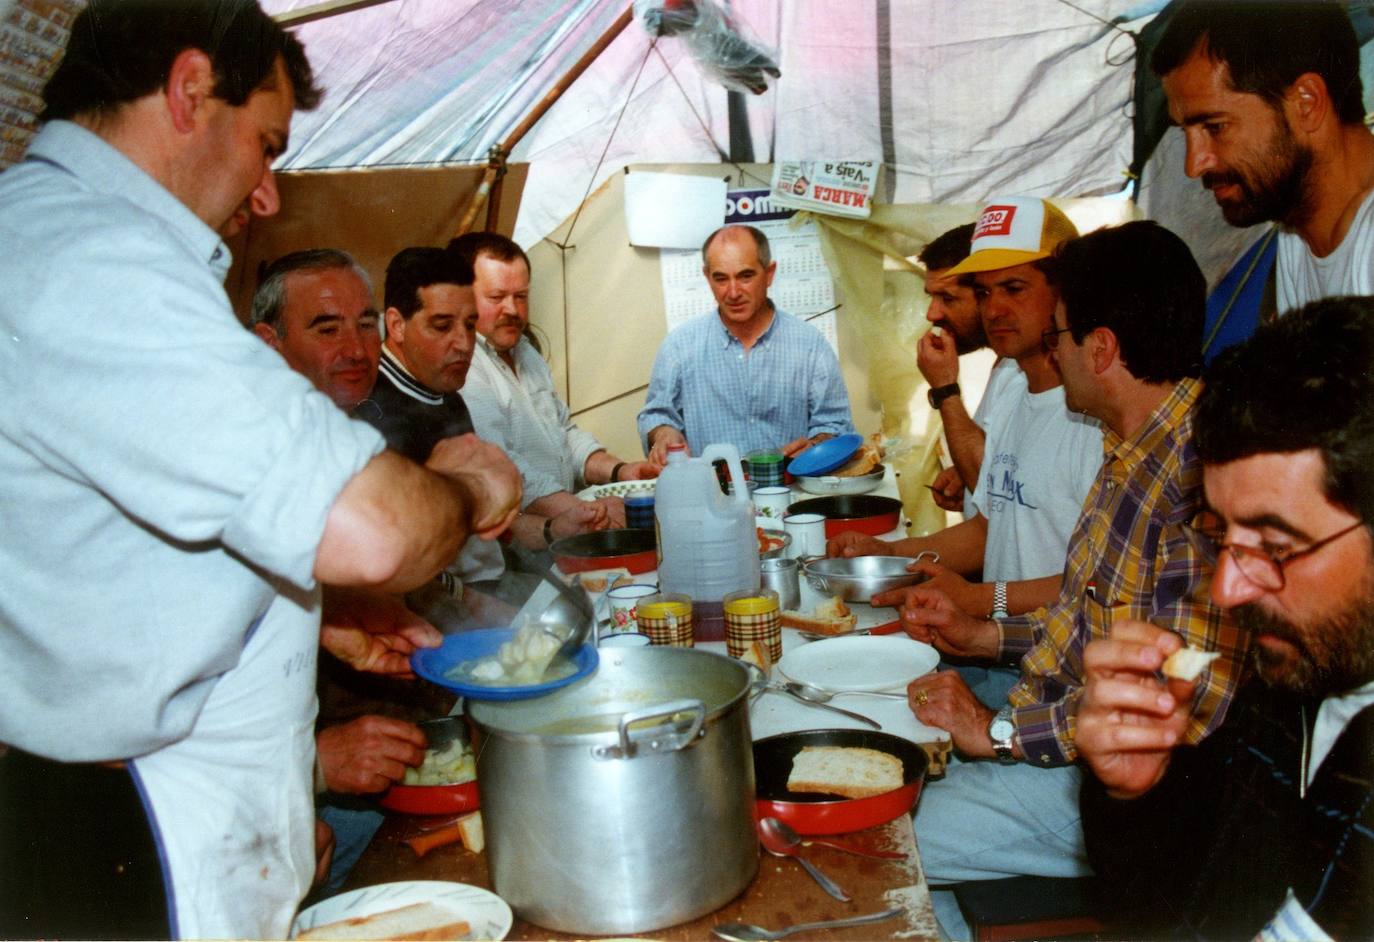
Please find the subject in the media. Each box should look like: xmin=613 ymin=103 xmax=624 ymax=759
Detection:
xmin=875 ymin=222 xmax=1248 ymax=937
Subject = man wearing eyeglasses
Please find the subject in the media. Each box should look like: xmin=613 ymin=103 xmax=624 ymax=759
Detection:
xmin=1075 ymin=296 xmax=1374 ymax=939
xmin=886 ymin=221 xmax=1247 ymax=940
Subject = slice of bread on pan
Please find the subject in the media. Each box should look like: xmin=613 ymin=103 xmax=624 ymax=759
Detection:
xmin=787 ymin=745 xmax=903 ymax=799
xmin=297 ymin=902 xmax=470 ymax=940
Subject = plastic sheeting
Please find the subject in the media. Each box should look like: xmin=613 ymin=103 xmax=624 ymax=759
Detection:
xmin=262 ymin=0 xmax=1166 ymax=245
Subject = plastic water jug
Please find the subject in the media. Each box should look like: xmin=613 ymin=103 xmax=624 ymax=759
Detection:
xmin=655 ymin=443 xmax=760 ymax=638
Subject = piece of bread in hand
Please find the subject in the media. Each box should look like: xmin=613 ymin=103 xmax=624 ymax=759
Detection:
xmin=780 ymin=596 xmax=857 ymax=635
xmin=298 ymin=902 xmax=470 ymax=941
xmin=1161 ymin=646 xmax=1220 ymax=681
xmin=787 ymin=745 xmax=904 ymax=799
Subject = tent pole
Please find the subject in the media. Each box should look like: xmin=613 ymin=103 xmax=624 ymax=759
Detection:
xmin=454 ymin=5 xmax=635 ymax=235
xmin=272 ymin=0 xmax=399 ymax=28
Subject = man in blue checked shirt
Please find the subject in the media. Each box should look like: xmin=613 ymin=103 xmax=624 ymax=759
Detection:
xmin=638 ymin=225 xmax=855 ymax=463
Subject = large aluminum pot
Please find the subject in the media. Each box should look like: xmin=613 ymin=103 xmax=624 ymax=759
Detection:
xmin=466 ymin=647 xmax=757 ymax=934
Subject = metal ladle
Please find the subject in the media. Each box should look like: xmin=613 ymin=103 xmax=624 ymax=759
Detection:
xmin=712 ymin=907 xmax=905 ymax=941
xmin=756 ymin=818 xmax=851 ymax=901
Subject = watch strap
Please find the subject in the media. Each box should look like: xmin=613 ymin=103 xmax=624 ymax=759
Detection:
xmin=989 ymin=706 xmax=1016 ymax=763
xmin=990 ymin=580 xmax=1009 ymax=618
xmin=927 ymin=382 xmax=961 ymax=410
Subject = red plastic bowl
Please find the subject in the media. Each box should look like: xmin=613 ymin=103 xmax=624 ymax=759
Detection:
xmin=378 ymin=779 xmax=480 ymax=815
xmin=752 ymin=728 xmax=929 ymax=835
xmin=787 ymin=495 xmax=902 ymax=538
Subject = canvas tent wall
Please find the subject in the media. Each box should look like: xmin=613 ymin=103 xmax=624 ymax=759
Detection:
xmin=7 ymin=1 xmax=1372 ymax=519
xmin=227 ymin=1 xmax=1159 ymax=485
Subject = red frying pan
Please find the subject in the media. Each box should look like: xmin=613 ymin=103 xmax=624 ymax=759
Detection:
xmin=787 ymin=495 xmax=903 ymax=538
xmin=549 ymin=527 xmax=657 ymax=575
xmin=753 ymin=728 xmax=929 ymax=835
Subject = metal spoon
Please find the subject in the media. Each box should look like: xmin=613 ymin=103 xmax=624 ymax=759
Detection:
xmin=783 ymin=680 xmax=908 ymax=703
xmin=765 ymin=684 xmax=882 ymax=730
xmin=758 ymin=815 xmax=905 ymax=861
xmin=757 ymin=819 xmax=851 ymax=902
xmin=712 ymin=907 xmax=905 ymax=941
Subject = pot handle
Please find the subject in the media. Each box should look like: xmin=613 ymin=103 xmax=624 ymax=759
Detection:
xmin=592 ymin=699 xmax=706 ymax=760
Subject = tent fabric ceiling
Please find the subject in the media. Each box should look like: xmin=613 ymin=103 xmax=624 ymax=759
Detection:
xmin=263 ymin=0 xmax=1166 ymax=245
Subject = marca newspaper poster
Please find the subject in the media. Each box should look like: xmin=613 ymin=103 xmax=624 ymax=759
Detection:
xmin=769 ymin=161 xmax=878 ymax=219
xmin=659 ymin=188 xmax=839 ymax=354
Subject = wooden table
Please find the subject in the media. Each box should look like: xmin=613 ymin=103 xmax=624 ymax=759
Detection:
xmin=345 ymin=809 xmax=938 ymax=940
xmin=338 ymin=466 xmax=947 ymax=939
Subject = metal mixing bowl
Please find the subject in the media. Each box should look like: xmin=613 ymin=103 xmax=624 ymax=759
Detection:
xmin=801 ymin=556 xmax=924 ymax=601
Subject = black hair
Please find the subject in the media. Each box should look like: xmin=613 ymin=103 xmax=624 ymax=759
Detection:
xmin=1197 ymin=296 xmax=1374 ymax=525
xmin=384 ymin=247 xmax=474 ymax=319
xmin=1055 ymin=221 xmax=1204 ymax=383
xmin=1151 ymin=0 xmax=1363 ymax=125
xmin=43 ymin=0 xmax=322 ymax=122
xmin=447 ymin=231 xmax=531 ymax=275
xmin=918 ymin=223 xmax=975 ymax=272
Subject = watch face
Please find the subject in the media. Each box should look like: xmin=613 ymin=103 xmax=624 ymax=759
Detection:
xmin=990 ymin=717 xmax=1015 ymax=741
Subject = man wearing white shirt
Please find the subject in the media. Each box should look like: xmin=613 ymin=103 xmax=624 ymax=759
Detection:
xmin=449 ymin=232 xmax=658 ymax=529
xmin=0 ymin=4 xmax=520 ymax=937
xmin=1154 ymin=1 xmax=1374 ymax=312
xmin=1076 ymin=296 xmax=1374 ymax=939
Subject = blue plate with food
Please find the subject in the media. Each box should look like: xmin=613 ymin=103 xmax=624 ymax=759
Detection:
xmin=787 ymin=433 xmax=863 ymax=477
xmin=412 ymin=627 xmax=598 ymax=701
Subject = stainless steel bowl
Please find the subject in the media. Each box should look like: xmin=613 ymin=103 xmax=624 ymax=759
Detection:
xmin=759 ymin=528 xmax=792 ymax=559
xmin=801 ymin=555 xmax=923 ymax=601
xmin=794 ymin=464 xmax=885 ymax=496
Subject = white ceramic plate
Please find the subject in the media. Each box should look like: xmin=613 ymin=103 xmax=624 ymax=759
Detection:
xmin=576 ymin=480 xmax=655 ymax=500
xmin=778 ymin=635 xmax=939 ymax=692
xmin=292 ymin=880 xmax=512 ymax=940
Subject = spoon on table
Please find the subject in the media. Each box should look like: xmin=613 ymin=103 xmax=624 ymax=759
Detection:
xmin=757 ymin=817 xmax=851 ymax=901
xmin=765 ymin=684 xmax=882 ymax=730
xmin=713 ymin=907 xmax=905 ymax=941
xmin=758 ymin=816 xmax=906 ymax=861
xmin=782 ymin=680 xmax=908 ymax=703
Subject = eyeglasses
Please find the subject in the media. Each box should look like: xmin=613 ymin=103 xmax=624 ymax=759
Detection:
xmin=1188 ymin=519 xmax=1365 ymax=591
xmin=1041 ymin=325 xmax=1072 ymax=350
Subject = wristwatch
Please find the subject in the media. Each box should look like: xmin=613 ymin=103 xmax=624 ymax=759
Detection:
xmin=927 ymin=383 xmax=961 ymax=409
xmin=990 ymin=581 xmax=1009 ymax=619
xmin=988 ymin=707 xmax=1016 ymax=763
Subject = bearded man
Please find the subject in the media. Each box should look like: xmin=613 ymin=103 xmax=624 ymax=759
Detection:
xmin=1075 ymin=296 xmax=1374 ymax=939
xmin=1154 ymin=1 xmax=1374 ymax=313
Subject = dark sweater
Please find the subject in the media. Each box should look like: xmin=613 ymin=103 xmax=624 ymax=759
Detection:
xmin=1081 ymin=681 xmax=1374 ymax=939
xmin=354 ymin=352 xmax=473 ymax=463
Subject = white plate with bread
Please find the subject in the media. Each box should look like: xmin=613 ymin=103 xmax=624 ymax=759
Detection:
xmin=292 ymin=880 xmax=512 ymax=940
xmin=777 ymin=635 xmax=938 ymax=693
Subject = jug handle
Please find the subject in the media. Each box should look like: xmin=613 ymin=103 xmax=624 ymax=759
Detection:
xmin=700 ymin=443 xmax=749 ymax=509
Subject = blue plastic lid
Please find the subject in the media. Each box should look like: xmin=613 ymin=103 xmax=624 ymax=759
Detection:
xmin=787 ymin=433 xmax=863 ymax=477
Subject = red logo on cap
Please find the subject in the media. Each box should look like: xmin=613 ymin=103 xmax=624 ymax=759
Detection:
xmin=974 ymin=205 xmax=1017 ymax=240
